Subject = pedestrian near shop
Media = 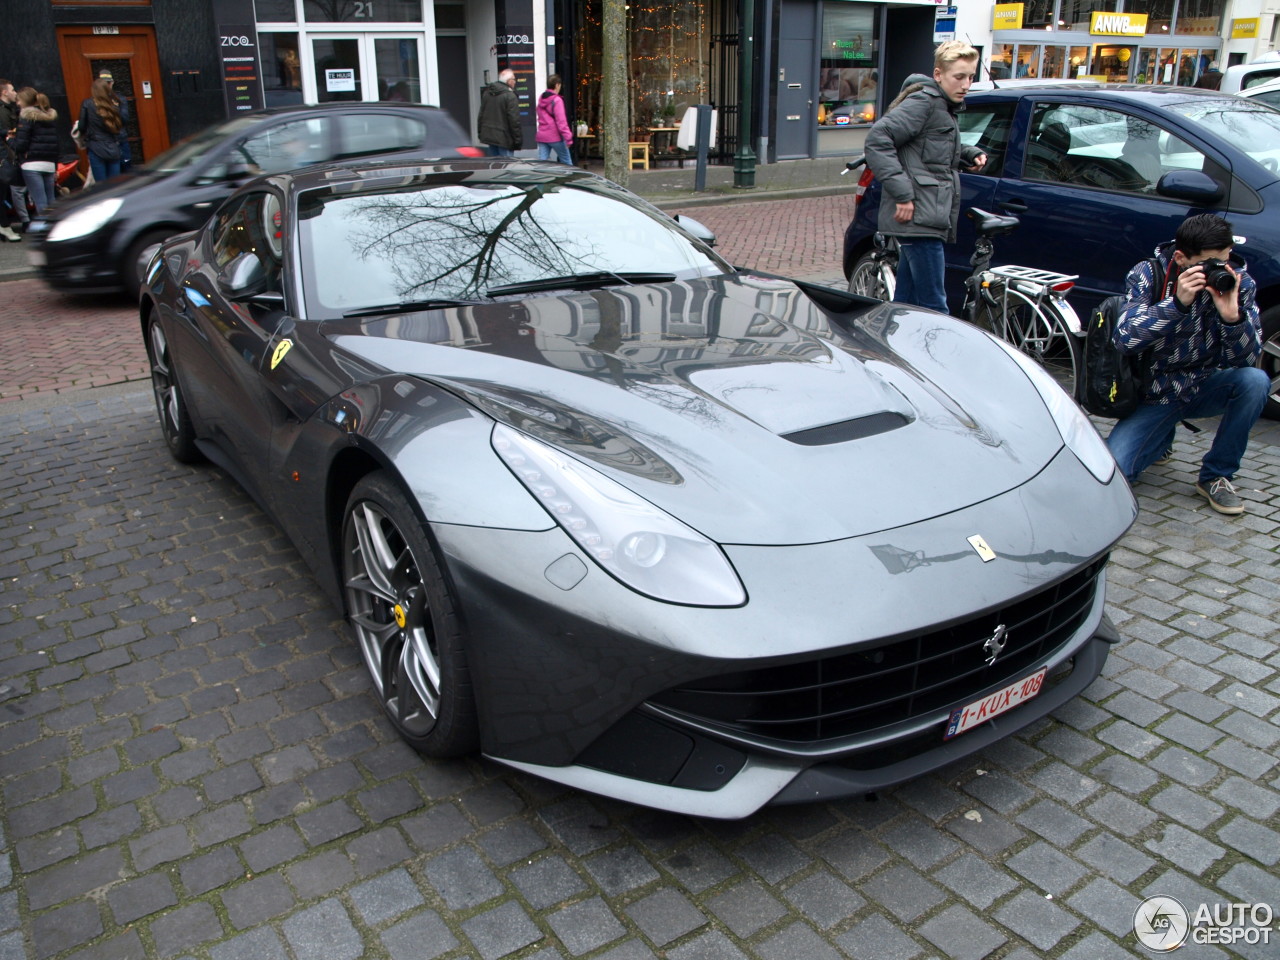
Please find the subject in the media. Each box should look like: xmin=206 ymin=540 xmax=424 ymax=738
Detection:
xmin=97 ymin=69 xmax=132 ymax=170
xmin=12 ymin=87 xmax=58 ymax=216
xmin=863 ymin=41 xmax=987 ymax=314
xmin=78 ymin=77 xmax=124 ymax=183
xmin=536 ymin=74 xmax=573 ymax=165
xmin=477 ymin=68 xmax=521 ymax=157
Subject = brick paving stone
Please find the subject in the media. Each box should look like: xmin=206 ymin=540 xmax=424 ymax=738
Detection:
xmin=1149 ymin=746 xmax=1220 ymax=786
xmin=1067 ymin=877 xmax=1143 ymax=937
xmin=1219 ymin=861 xmax=1280 ymax=905
xmin=346 ymin=824 xmax=413 ymax=877
xmin=1005 ymin=842 xmax=1089 ymax=896
xmin=552 ymin=896 xmax=631 ymax=954
xmin=296 ymin=800 xmax=364 ymax=846
xmin=919 ymin=904 xmax=1007 ymax=960
xmin=1076 ymin=831 xmax=1157 ymax=885
xmin=180 ymin=847 xmax=243 ymax=897
xmin=424 ymin=845 xmax=504 ymax=911
xmin=758 ymin=921 xmax=844 ymax=960
xmin=659 ymin=841 xmax=737 ymax=894
xmin=861 ymin=864 xmax=945 ymax=922
xmin=149 ymin=901 xmax=224 ymax=958
xmin=1090 ymin=753 xmax=1160 ymax=794
xmin=108 ymin=872 xmax=178 ymax=925
xmin=282 ymin=899 xmax=362 ymax=960
xmin=836 ymin=913 xmax=923 ymax=960
xmin=476 ymin=820 xmax=547 ymax=866
xmin=1028 ymin=761 xmax=1102 ymax=803
xmin=1211 ymin=777 xmax=1280 ymax=820
xmin=460 ymin=900 xmax=543 ymax=960
xmin=881 ymin=818 xmax=960 ymax=868
xmin=381 ymin=909 xmax=460 ymax=960
xmin=27 ymin=847 xmax=125 ymax=911
xmin=1144 ymin=824 xmax=1226 ymax=875
xmin=666 ymin=930 xmax=745 ymax=960
xmin=209 ymin=926 xmax=289 ymax=960
xmin=1149 ymin=785 xmax=1225 ymax=831
xmin=933 ymin=852 xmax=1019 ymax=910
xmin=773 ymin=870 xmax=865 ymax=931
xmin=349 ymin=868 xmax=425 ymax=926
xmin=707 ymin=879 xmax=788 ymax=938
xmin=959 ymin=770 xmax=1035 ymax=814
xmin=221 ymin=872 xmax=293 ymax=928
xmin=1014 ymin=799 xmax=1093 ymax=846
xmin=357 ymin=778 xmax=423 ymax=822
xmin=944 ymin=807 xmax=1025 ymax=856
xmin=512 ymin=855 xmax=589 ymax=910
xmin=1058 ymin=931 xmax=1144 ymax=960
xmin=819 ymin=832 xmax=891 ymax=882
xmin=995 ymin=890 xmax=1081 ymax=951
xmin=286 ymin=849 xmax=355 ymax=899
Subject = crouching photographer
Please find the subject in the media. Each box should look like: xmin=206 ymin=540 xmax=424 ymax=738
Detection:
xmin=1106 ymin=213 xmax=1269 ymax=515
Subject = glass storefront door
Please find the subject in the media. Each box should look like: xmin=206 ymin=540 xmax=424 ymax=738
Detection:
xmin=311 ymin=33 xmax=424 ymax=103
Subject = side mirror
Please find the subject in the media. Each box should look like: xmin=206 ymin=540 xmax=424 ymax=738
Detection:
xmin=217 ymin=252 xmax=276 ymax=301
xmin=674 ymin=213 xmax=717 ymax=247
xmin=1156 ymin=170 xmax=1224 ymax=203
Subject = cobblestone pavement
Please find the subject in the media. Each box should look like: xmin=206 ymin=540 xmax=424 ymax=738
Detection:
xmin=2 ymin=192 xmax=1279 ymax=960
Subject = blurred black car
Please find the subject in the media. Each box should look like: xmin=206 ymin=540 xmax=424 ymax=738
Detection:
xmin=27 ymin=102 xmax=479 ymax=294
xmin=140 ymin=159 xmax=1135 ymax=817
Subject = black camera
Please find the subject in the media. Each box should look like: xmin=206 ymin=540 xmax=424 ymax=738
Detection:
xmin=1199 ymin=258 xmax=1236 ymax=293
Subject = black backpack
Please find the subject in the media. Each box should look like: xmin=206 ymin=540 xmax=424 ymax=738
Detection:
xmin=1078 ymin=258 xmax=1162 ymax=418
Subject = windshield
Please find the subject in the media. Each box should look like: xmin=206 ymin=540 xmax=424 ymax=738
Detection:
xmin=1165 ymin=99 xmax=1280 ymax=174
xmin=142 ymin=117 xmax=260 ymax=174
xmin=298 ymin=179 xmax=731 ymax=315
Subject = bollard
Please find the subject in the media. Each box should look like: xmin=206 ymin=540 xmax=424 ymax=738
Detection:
xmin=693 ymin=105 xmax=713 ymax=193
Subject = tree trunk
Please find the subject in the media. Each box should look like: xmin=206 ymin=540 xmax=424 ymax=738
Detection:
xmin=602 ymin=0 xmax=628 ymax=187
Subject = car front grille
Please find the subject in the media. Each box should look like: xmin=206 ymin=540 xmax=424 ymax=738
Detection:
xmin=649 ymin=558 xmax=1106 ymax=745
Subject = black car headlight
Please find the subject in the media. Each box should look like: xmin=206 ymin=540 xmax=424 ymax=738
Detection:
xmin=492 ymin=424 xmax=746 ymax=606
xmin=47 ymin=198 xmax=123 ymax=242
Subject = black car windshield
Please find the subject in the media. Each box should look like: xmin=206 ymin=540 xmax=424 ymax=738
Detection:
xmin=1164 ymin=98 xmax=1280 ymax=173
xmin=297 ymin=180 xmax=731 ymax=316
xmin=143 ymin=117 xmax=261 ymax=174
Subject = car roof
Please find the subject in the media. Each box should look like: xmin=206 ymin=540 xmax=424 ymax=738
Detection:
xmin=1238 ymin=75 xmax=1280 ymax=96
xmin=273 ymin=158 xmax=607 ymax=195
xmin=967 ymin=82 xmax=1241 ymax=107
xmin=241 ymin=101 xmax=454 ymax=121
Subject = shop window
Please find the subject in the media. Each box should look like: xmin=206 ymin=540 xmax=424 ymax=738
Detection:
xmin=1025 ymin=102 xmax=1213 ymax=195
xmin=1041 ymin=46 xmax=1067 ymax=79
xmin=1021 ymin=0 xmax=1054 ymax=30
xmin=261 ymin=33 xmax=303 ymax=107
xmin=818 ymin=2 xmax=878 ymax=127
xmin=1172 ymin=0 xmax=1221 ymax=36
xmin=1058 ymin=0 xmax=1111 ymax=30
xmin=1125 ymin=0 xmax=1173 ymax=36
xmin=304 ymin=0 xmax=424 ymax=22
xmin=255 ymin=0 xmax=298 ymax=22
xmin=434 ymin=2 xmax=465 ymax=29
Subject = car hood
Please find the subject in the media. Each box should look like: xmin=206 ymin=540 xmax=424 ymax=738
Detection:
xmin=329 ymin=275 xmax=1072 ymax=544
xmin=41 ymin=169 xmax=161 ymax=220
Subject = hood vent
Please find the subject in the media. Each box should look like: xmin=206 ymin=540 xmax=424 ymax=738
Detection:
xmin=781 ymin=411 xmax=912 ymax=446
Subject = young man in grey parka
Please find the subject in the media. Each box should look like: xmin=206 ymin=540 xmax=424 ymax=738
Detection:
xmin=863 ymin=41 xmax=987 ymax=314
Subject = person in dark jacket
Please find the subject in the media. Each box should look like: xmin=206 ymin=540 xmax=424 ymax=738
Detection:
xmin=1106 ymin=214 xmax=1268 ymax=514
xmin=13 ymin=87 xmax=58 ymax=215
xmin=863 ymin=41 xmax=987 ymax=314
xmin=79 ymin=78 xmax=123 ymax=182
xmin=98 ymin=69 xmax=132 ymax=171
xmin=477 ymin=69 xmax=521 ymax=156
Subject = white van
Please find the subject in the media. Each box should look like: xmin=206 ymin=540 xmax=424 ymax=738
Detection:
xmin=1221 ymin=51 xmax=1280 ymax=94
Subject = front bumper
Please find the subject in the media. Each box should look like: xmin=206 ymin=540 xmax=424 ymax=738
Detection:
xmin=432 ymin=445 xmax=1134 ymax=818
xmin=27 ymin=221 xmax=124 ymax=292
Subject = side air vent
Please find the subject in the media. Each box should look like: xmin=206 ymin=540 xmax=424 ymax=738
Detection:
xmin=782 ymin=411 xmax=912 ymax=446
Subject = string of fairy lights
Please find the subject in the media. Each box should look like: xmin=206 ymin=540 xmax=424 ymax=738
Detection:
xmin=574 ymin=0 xmax=709 ymax=135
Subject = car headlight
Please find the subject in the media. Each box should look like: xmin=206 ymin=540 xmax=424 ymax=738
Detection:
xmin=47 ymin=198 xmax=123 ymax=242
xmin=492 ymin=424 xmax=746 ymax=606
xmin=992 ymin=337 xmax=1116 ymax=483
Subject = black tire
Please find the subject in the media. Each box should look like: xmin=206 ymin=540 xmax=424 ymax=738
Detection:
xmin=848 ymin=251 xmax=895 ymax=300
xmin=975 ymin=286 xmax=1081 ymax=398
xmin=1258 ymin=304 xmax=1280 ymax=421
xmin=125 ymin=230 xmax=172 ymax=298
xmin=341 ymin=472 xmax=478 ymax=757
xmin=145 ymin=316 xmax=202 ymax=464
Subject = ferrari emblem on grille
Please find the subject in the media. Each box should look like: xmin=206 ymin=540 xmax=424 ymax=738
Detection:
xmin=983 ymin=624 xmax=1008 ymax=665
xmin=967 ymin=534 xmax=997 ymax=562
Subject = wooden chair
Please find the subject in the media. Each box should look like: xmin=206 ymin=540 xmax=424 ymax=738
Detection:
xmin=628 ymin=140 xmax=650 ymax=170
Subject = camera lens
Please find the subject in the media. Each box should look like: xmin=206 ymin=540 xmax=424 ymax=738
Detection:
xmin=1201 ymin=260 xmax=1236 ymax=293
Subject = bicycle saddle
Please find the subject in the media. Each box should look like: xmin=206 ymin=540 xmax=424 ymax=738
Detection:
xmin=967 ymin=207 xmax=1020 ymax=237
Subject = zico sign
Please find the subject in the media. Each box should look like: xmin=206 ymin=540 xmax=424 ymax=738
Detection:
xmin=993 ymin=4 xmax=1024 ymax=30
xmin=1090 ymin=11 xmax=1149 ymax=35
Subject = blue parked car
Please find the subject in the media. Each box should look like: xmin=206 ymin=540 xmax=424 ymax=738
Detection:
xmin=844 ymin=81 xmax=1280 ymax=417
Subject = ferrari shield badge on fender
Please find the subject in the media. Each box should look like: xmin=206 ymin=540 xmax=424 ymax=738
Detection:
xmin=271 ymin=339 xmax=293 ymax=370
xmin=967 ymin=535 xmax=997 ymax=562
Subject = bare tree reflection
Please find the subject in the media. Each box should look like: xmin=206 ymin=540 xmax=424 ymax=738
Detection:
xmin=340 ymin=186 xmax=599 ymax=301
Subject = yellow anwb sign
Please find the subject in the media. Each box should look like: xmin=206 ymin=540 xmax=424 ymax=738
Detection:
xmin=1090 ymin=11 xmax=1149 ymax=35
xmin=993 ymin=3 xmax=1024 ymax=30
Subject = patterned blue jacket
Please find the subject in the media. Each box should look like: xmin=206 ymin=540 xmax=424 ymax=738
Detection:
xmin=1114 ymin=242 xmax=1261 ymax=405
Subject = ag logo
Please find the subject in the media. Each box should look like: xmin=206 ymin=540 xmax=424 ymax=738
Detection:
xmin=1134 ymin=895 xmax=1189 ymax=951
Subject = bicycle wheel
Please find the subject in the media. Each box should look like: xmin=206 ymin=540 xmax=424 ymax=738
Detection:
xmin=975 ymin=285 xmax=1080 ymax=398
xmin=848 ymin=251 xmax=896 ymax=301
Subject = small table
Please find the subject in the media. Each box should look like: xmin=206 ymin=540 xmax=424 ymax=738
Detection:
xmin=575 ymin=133 xmax=598 ymax=166
xmin=647 ymin=127 xmax=682 ymax=165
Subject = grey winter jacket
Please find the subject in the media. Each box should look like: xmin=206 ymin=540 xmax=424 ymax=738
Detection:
xmin=863 ymin=73 xmax=983 ymax=242
xmin=477 ymin=81 xmax=521 ymax=150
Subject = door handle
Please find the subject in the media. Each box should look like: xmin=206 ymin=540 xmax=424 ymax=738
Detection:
xmin=999 ymin=199 xmax=1029 ymax=213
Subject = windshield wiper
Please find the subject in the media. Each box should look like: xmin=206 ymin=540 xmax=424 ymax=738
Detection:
xmin=342 ymin=298 xmax=483 ymax=318
xmin=486 ymin=272 xmax=677 ymax=297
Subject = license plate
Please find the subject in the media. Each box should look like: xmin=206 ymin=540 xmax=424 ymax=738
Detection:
xmin=27 ymin=249 xmax=46 ymax=267
xmin=944 ymin=668 xmax=1047 ymax=740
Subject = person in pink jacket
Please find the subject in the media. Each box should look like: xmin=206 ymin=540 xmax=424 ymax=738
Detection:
xmin=536 ymin=75 xmax=574 ymax=165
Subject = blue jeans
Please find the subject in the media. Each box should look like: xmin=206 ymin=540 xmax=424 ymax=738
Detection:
xmin=1105 ymin=366 xmax=1270 ymax=484
xmin=893 ymin=237 xmax=948 ymax=314
xmin=486 ymin=145 xmax=514 ymax=157
xmin=538 ymin=141 xmax=572 ymax=164
xmin=21 ymin=169 xmax=56 ymax=216
xmin=88 ymin=152 xmax=122 ymax=183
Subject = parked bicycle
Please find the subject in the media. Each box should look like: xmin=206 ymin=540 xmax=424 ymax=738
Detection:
xmin=842 ymin=157 xmax=1083 ymax=398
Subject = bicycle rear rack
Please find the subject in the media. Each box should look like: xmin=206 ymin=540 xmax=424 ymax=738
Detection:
xmin=986 ymin=264 xmax=1079 ymax=287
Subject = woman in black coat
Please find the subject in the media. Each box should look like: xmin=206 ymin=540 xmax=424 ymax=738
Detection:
xmin=13 ymin=87 xmax=59 ymax=215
